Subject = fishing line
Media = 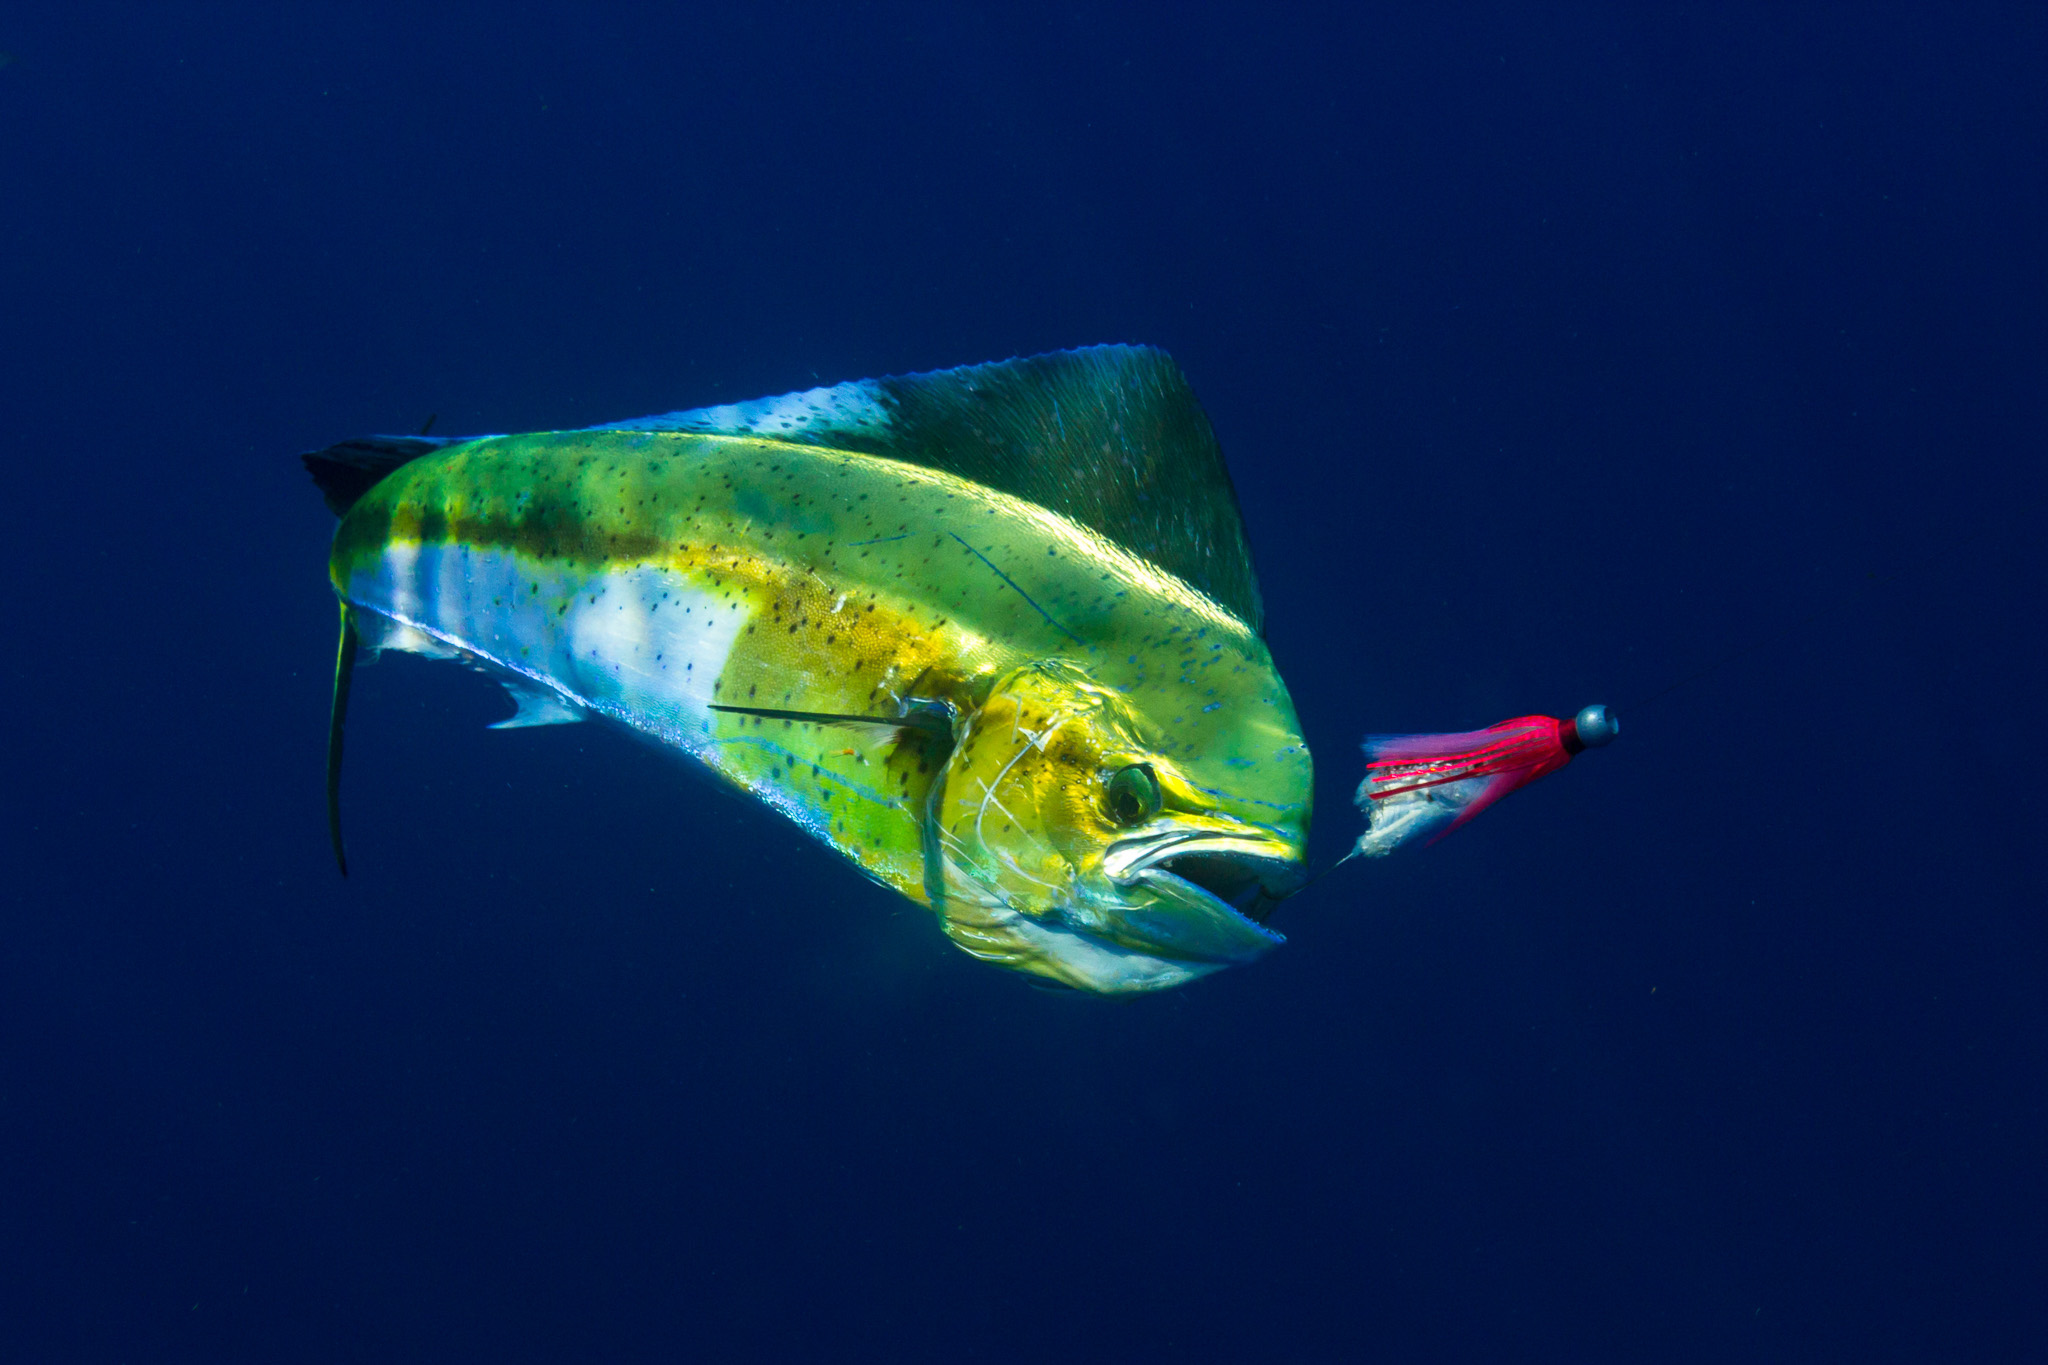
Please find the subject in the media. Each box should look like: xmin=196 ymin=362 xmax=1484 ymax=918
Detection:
xmin=1292 ymin=573 xmax=1889 ymax=898
xmin=1623 ymin=504 xmax=2007 ymax=718
xmin=1620 ymin=573 xmax=1880 ymax=714
xmin=1293 ymin=847 xmax=1362 ymax=894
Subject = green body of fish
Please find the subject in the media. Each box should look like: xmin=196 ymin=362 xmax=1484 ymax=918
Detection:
xmin=313 ymin=346 xmax=1312 ymax=993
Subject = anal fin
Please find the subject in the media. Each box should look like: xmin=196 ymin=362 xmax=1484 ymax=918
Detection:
xmin=490 ymin=678 xmax=586 ymax=729
xmin=355 ymin=612 xmax=459 ymax=661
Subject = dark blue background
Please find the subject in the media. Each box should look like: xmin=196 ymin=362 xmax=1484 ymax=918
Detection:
xmin=4 ymin=4 xmax=2043 ymax=1360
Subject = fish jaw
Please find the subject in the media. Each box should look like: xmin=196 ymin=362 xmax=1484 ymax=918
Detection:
xmin=931 ymin=825 xmax=1300 ymax=995
xmin=1101 ymin=827 xmax=1307 ymax=923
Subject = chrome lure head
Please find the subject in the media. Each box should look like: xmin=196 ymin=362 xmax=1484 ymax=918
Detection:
xmin=1568 ymin=704 xmax=1620 ymax=749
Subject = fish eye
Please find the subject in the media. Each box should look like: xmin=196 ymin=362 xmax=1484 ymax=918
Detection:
xmin=1105 ymin=764 xmax=1162 ymax=827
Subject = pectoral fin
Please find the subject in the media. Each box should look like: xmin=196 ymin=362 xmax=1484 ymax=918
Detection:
xmin=708 ymin=701 xmax=959 ymax=909
xmin=706 ymin=701 xmax=953 ymax=737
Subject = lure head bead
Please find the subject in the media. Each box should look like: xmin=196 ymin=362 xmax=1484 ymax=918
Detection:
xmin=1572 ymin=704 xmax=1620 ymax=748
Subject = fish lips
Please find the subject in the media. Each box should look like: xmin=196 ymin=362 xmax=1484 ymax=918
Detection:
xmin=1100 ymin=830 xmax=1304 ymax=966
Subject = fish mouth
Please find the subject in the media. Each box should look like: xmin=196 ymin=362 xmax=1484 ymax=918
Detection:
xmin=1103 ymin=830 xmax=1306 ymax=925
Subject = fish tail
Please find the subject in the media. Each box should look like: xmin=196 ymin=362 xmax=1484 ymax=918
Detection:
xmin=327 ymin=603 xmax=360 ymax=876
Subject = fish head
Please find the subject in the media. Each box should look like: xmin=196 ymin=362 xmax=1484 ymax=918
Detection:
xmin=931 ymin=659 xmax=1311 ymax=993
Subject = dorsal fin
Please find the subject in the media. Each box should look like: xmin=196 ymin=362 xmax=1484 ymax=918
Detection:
xmin=594 ymin=346 xmax=1265 ymax=630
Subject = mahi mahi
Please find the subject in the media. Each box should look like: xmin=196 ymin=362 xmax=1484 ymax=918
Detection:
xmin=306 ymin=345 xmax=1312 ymax=993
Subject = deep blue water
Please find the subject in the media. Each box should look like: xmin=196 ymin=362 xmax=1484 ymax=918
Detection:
xmin=4 ymin=5 xmax=2044 ymax=1360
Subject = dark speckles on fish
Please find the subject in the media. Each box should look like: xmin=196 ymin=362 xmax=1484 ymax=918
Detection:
xmin=304 ymin=345 xmax=1312 ymax=993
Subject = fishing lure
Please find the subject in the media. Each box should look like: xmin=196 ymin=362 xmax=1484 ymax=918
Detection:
xmin=1350 ymin=705 xmax=1619 ymax=858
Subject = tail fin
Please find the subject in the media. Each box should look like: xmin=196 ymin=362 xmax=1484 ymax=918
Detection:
xmin=305 ymin=429 xmax=461 ymax=871
xmin=326 ymin=605 xmax=360 ymax=876
xmin=301 ymin=435 xmax=456 ymax=517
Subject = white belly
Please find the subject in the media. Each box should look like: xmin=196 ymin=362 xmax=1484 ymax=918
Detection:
xmin=343 ymin=543 xmax=750 ymax=751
